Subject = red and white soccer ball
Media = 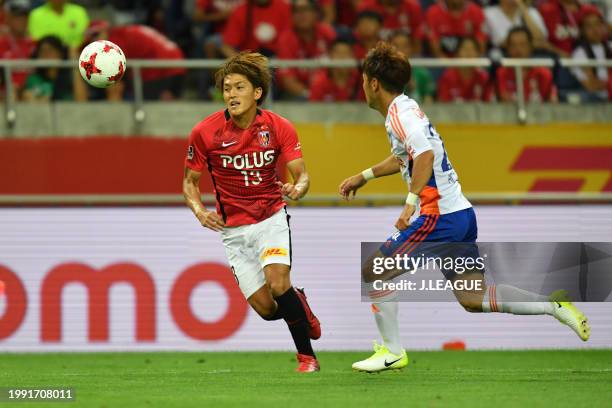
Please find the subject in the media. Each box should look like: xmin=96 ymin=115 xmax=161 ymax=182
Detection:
xmin=78 ymin=40 xmax=126 ymax=88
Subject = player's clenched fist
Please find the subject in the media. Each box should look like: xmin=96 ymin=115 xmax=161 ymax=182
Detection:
xmin=395 ymin=204 xmax=415 ymax=231
xmin=276 ymin=181 xmax=307 ymax=200
xmin=196 ymin=210 xmax=225 ymax=232
xmin=339 ymin=174 xmax=367 ymax=200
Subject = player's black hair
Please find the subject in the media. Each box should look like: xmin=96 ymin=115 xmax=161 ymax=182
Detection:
xmin=362 ymin=41 xmax=411 ymax=94
xmin=506 ymin=26 xmax=533 ymax=45
xmin=215 ymin=51 xmax=271 ymax=106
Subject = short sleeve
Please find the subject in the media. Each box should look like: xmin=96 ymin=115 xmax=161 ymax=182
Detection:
xmin=392 ymin=107 xmax=433 ymax=159
xmin=404 ymin=125 xmax=433 ymax=159
xmin=185 ymin=126 xmax=207 ymax=172
xmin=277 ymin=118 xmax=303 ymax=162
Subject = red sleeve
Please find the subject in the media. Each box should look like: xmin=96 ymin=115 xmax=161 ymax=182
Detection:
xmin=222 ymin=5 xmax=246 ymax=48
xmin=277 ymin=117 xmax=303 ymax=162
xmin=309 ymin=71 xmax=327 ymax=101
xmin=425 ymin=6 xmax=441 ymax=40
xmin=470 ymin=4 xmax=487 ymax=42
xmin=436 ymin=70 xmax=452 ymax=102
xmin=185 ymin=125 xmax=208 ymax=172
xmin=406 ymin=1 xmax=424 ymax=39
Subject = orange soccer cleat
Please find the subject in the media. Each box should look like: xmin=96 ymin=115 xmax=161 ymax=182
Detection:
xmin=296 ymin=353 xmax=320 ymax=373
xmin=294 ymin=287 xmax=321 ymax=340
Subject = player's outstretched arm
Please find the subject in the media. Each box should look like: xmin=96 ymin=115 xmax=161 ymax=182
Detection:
xmin=339 ymin=154 xmax=401 ymax=200
xmin=182 ymin=167 xmax=225 ymax=232
xmin=277 ymin=158 xmax=310 ymax=200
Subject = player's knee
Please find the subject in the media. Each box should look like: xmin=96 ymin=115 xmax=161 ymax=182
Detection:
xmin=268 ymin=280 xmax=290 ymax=297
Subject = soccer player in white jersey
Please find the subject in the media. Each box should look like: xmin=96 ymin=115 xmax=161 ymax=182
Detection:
xmin=339 ymin=42 xmax=591 ymax=373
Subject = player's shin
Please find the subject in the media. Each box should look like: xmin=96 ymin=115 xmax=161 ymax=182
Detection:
xmin=275 ymin=288 xmax=315 ymax=357
xmin=369 ymin=289 xmax=402 ymax=355
xmin=481 ymin=284 xmax=554 ymax=315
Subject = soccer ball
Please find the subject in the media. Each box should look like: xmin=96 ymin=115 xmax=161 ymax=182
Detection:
xmin=78 ymin=40 xmax=126 ymax=88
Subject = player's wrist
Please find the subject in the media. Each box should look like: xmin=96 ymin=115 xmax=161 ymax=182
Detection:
xmin=361 ymin=168 xmax=375 ymax=182
xmin=405 ymin=192 xmax=418 ymax=206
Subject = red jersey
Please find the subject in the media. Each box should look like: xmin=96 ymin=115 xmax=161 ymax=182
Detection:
xmin=276 ymin=22 xmax=336 ymax=87
xmin=358 ymin=0 xmax=424 ymax=39
xmin=538 ymin=0 xmax=584 ymax=54
xmin=496 ymin=66 xmax=557 ymax=102
xmin=425 ymin=2 xmax=486 ymax=55
xmin=222 ymin=0 xmax=292 ymax=55
xmin=195 ymin=0 xmax=242 ymax=33
xmin=0 ymin=34 xmax=35 ymax=89
xmin=309 ymin=69 xmax=365 ymax=101
xmin=185 ymin=109 xmax=303 ymax=227
xmin=437 ymin=68 xmax=493 ymax=102
xmin=108 ymin=25 xmax=185 ymax=82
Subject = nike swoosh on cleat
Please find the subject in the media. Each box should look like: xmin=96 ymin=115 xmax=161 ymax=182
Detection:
xmin=384 ymin=358 xmax=401 ymax=367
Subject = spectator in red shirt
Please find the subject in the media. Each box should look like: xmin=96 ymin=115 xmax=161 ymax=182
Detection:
xmin=358 ymin=0 xmax=424 ymax=53
xmin=0 ymin=0 xmax=35 ymax=100
xmin=437 ymin=37 xmax=493 ymax=102
xmin=310 ymin=39 xmax=364 ymax=101
xmin=496 ymin=27 xmax=558 ymax=102
xmin=220 ymin=0 xmax=292 ymax=58
xmin=352 ymin=10 xmax=384 ymax=59
xmin=277 ymin=0 xmax=336 ymax=99
xmin=83 ymin=21 xmax=186 ymax=101
xmin=425 ymin=0 xmax=487 ymax=57
xmin=538 ymin=0 xmax=588 ymax=56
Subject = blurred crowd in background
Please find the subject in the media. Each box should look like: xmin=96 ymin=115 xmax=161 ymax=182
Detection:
xmin=0 ymin=0 xmax=610 ymax=103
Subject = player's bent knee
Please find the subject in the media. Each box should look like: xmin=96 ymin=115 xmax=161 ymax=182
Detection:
xmin=268 ymin=280 xmax=290 ymax=297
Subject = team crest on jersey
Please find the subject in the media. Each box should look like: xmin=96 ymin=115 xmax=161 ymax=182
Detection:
xmin=258 ymin=127 xmax=271 ymax=147
xmin=187 ymin=145 xmax=194 ymax=160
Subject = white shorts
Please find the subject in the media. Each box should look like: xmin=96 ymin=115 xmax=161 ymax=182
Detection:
xmin=221 ymin=207 xmax=292 ymax=299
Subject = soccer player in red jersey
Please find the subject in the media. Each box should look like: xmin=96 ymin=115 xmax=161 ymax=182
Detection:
xmin=183 ymin=52 xmax=321 ymax=373
xmin=425 ymin=0 xmax=487 ymax=57
xmin=496 ymin=27 xmax=558 ymax=102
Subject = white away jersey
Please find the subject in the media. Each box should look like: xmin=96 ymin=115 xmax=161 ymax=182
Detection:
xmin=385 ymin=94 xmax=471 ymax=215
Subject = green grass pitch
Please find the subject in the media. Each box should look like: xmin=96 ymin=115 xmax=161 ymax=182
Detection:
xmin=1 ymin=350 xmax=611 ymax=407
